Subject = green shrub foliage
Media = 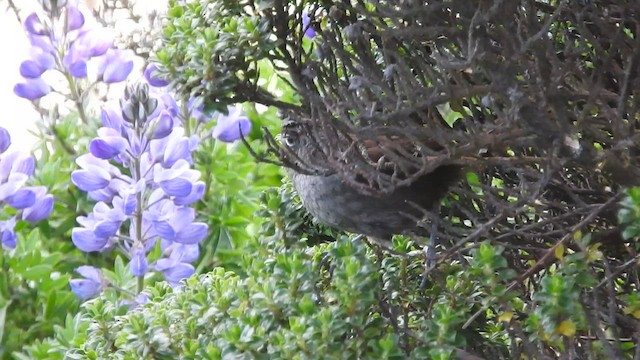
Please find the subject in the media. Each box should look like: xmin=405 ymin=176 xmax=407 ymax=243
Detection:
xmin=7 ymin=0 xmax=640 ymax=359
xmin=24 ymin=186 xmax=638 ymax=359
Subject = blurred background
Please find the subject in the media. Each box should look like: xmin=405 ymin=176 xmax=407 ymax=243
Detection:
xmin=1 ymin=1 xmax=40 ymax=151
xmin=0 ymin=0 xmax=165 ymax=151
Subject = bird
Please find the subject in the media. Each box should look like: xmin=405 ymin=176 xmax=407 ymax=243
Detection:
xmin=281 ymin=121 xmax=462 ymax=240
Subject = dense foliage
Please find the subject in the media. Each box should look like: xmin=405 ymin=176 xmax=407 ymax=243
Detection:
xmin=1 ymin=0 xmax=640 ymax=359
xmin=154 ymin=0 xmax=640 ymax=358
xmin=23 ymin=187 xmax=640 ymax=359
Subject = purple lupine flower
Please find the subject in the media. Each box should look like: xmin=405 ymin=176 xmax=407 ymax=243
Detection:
xmin=71 ymin=201 xmax=125 ymax=252
xmin=0 ymin=218 xmax=17 ymax=248
xmin=130 ymin=246 xmax=148 ymax=277
xmin=151 ymin=127 xmax=195 ymax=167
xmin=0 ymin=152 xmax=34 ymax=202
xmin=211 ymin=105 xmax=252 ymax=142
xmin=69 ymin=266 xmax=105 ymax=300
xmin=63 ymin=27 xmax=115 ymax=78
xmin=75 ymin=28 xmax=114 ymax=58
xmin=114 ymin=186 xmax=139 ymax=216
xmin=187 ymin=98 xmax=213 ymax=123
xmin=0 ymin=174 xmax=29 ymax=203
xmin=66 ymin=6 xmax=85 ymax=32
xmin=135 ymin=293 xmax=149 ymax=305
xmin=5 ymin=188 xmax=36 ymax=210
xmin=89 ymin=127 xmax=129 ymax=159
xmin=96 ymin=49 xmax=134 ymax=84
xmin=163 ymin=242 xmax=200 ymax=263
xmin=70 ymin=83 xmax=207 ymax=295
xmin=155 ymin=258 xmax=195 ymax=287
xmin=63 ymin=44 xmax=89 ymax=78
xmin=147 ymin=202 xmax=207 ymax=245
xmin=302 ymin=12 xmax=316 ymax=39
xmin=0 ymin=127 xmax=54 ymax=248
xmin=120 ymin=292 xmax=149 ymax=309
xmin=0 ymin=128 xmax=11 ymax=153
xmin=2 ymin=151 xmax=36 ymax=176
xmin=149 ymin=110 xmax=174 ymax=139
xmin=28 ymin=31 xmax=56 ymax=56
xmin=22 ymin=187 xmax=54 ymax=222
xmin=20 ymin=48 xmax=55 ymax=78
xmin=101 ymin=101 xmax=125 ymax=130
xmin=155 ymin=93 xmax=179 ymax=118
xmin=24 ymin=13 xmax=46 ymax=35
xmin=154 ymin=159 xmax=202 ymax=197
xmin=14 ymin=78 xmax=51 ymax=100
xmin=71 ymin=154 xmax=114 ymax=191
xmin=144 ymin=64 xmax=169 ymax=87
xmin=174 ymin=180 xmax=206 ymax=206
xmin=16 ymin=4 xmax=131 ymax=102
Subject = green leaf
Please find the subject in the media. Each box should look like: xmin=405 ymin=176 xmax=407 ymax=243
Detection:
xmin=0 ymin=299 xmax=8 ymax=346
xmin=222 ymin=216 xmax=250 ymax=226
xmin=23 ymin=264 xmax=53 ymax=281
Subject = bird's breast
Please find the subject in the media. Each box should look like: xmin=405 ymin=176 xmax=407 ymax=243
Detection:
xmin=288 ymin=171 xmax=429 ymax=238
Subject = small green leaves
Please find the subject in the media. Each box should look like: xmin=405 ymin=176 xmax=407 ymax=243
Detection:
xmin=618 ymin=187 xmax=640 ymax=239
xmin=159 ymin=0 xmax=279 ymax=109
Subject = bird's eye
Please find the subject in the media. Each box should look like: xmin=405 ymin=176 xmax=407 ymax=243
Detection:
xmin=284 ymin=130 xmax=299 ymax=147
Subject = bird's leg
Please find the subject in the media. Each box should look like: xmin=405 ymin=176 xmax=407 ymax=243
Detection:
xmin=420 ymin=204 xmax=441 ymax=290
xmin=360 ymin=235 xmax=410 ymax=257
xmin=317 ymin=250 xmax=335 ymax=280
xmin=426 ymin=214 xmax=439 ymax=267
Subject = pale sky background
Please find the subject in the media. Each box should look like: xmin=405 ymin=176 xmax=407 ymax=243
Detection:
xmin=0 ymin=2 xmax=40 ymax=152
xmin=0 ymin=0 xmax=166 ymax=152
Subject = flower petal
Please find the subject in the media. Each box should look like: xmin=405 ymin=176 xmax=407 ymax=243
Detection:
xmin=302 ymin=12 xmax=317 ymax=39
xmin=130 ymin=248 xmax=148 ymax=277
xmin=98 ymin=50 xmax=133 ymax=83
xmin=121 ymin=192 xmax=137 ymax=216
xmin=14 ymin=78 xmax=51 ymax=100
xmin=24 ymin=13 xmax=46 ymax=35
xmin=0 ymin=174 xmax=28 ymax=201
xmin=93 ymin=219 xmax=121 ymax=239
xmin=23 ymin=193 xmax=54 ymax=222
xmin=11 ymin=153 xmax=35 ymax=175
xmin=187 ymin=98 xmax=212 ymax=123
xmin=170 ymin=243 xmax=200 ymax=263
xmin=0 ymin=128 xmax=11 ymax=153
xmin=175 ymin=222 xmax=208 ymax=244
xmin=76 ymin=265 xmax=103 ymax=283
xmin=20 ymin=60 xmax=47 ymax=78
xmin=101 ymin=102 xmax=124 ymax=130
xmin=66 ymin=6 xmax=85 ymax=31
xmin=212 ymin=106 xmax=252 ymax=142
xmin=154 ymin=220 xmax=176 ymax=241
xmin=69 ymin=279 xmax=102 ymax=300
xmin=0 ymin=218 xmax=17 ymax=248
xmin=159 ymin=177 xmax=193 ymax=197
xmin=71 ymin=228 xmax=109 ymax=252
xmin=67 ymin=60 xmax=88 ymax=78
xmin=71 ymin=168 xmax=111 ymax=191
xmin=5 ymin=188 xmax=36 ymax=209
xmin=89 ymin=136 xmax=127 ymax=159
xmin=151 ymin=110 xmax=174 ymax=139
xmin=161 ymin=262 xmax=195 ymax=286
xmin=74 ymin=28 xmax=113 ymax=57
xmin=144 ymin=63 xmax=169 ymax=87
xmin=174 ymin=181 xmax=205 ymax=206
xmin=163 ymin=135 xmax=190 ymax=167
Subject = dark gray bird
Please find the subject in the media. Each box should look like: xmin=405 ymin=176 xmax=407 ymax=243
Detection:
xmin=282 ymin=122 xmax=461 ymax=239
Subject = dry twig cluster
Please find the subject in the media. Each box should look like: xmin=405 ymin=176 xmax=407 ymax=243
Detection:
xmin=165 ymin=0 xmax=640 ymax=356
xmin=254 ymin=1 xmax=640 ymax=355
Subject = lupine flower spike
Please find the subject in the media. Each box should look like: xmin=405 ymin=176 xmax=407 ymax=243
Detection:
xmin=70 ymin=83 xmax=208 ymax=300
